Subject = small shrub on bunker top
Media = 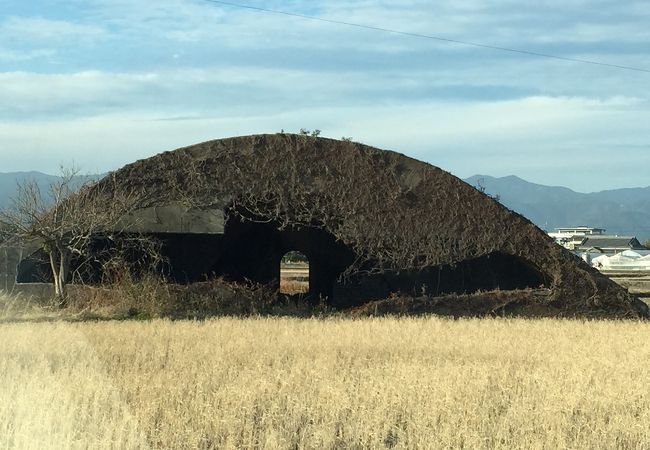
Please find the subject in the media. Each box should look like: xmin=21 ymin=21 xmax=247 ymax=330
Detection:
xmin=299 ymin=128 xmax=321 ymax=137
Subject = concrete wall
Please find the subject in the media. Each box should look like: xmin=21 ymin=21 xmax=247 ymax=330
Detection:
xmin=117 ymin=204 xmax=225 ymax=234
xmin=0 ymin=245 xmax=21 ymax=292
xmin=0 ymin=242 xmax=56 ymax=299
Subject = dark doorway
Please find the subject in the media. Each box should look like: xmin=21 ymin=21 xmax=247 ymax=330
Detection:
xmin=207 ymin=213 xmax=356 ymax=303
xmin=16 ymin=249 xmax=52 ymax=283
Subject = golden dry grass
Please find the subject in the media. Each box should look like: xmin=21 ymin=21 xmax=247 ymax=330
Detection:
xmin=280 ymin=262 xmax=309 ymax=294
xmin=279 ymin=279 xmax=310 ymax=295
xmin=2 ymin=316 xmax=650 ymax=449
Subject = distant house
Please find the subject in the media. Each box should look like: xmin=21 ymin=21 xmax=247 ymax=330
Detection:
xmin=554 ymin=226 xmax=607 ymax=235
xmin=548 ymin=226 xmax=606 ymax=250
xmin=577 ymin=235 xmax=647 ymax=255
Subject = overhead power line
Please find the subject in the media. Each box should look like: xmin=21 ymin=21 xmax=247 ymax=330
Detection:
xmin=200 ymin=0 xmax=650 ymax=74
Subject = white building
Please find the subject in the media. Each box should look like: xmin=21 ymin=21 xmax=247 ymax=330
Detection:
xmin=592 ymin=250 xmax=650 ymax=272
xmin=548 ymin=226 xmax=606 ymax=250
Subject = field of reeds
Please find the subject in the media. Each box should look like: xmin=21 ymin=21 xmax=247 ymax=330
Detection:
xmin=2 ymin=315 xmax=650 ymax=449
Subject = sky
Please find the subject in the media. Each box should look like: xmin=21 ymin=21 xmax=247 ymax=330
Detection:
xmin=0 ymin=0 xmax=649 ymax=192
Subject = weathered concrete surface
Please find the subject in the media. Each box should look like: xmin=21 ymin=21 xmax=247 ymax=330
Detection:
xmin=0 ymin=241 xmax=42 ymax=294
xmin=0 ymin=246 xmax=21 ymax=292
xmin=117 ymin=203 xmax=224 ymax=234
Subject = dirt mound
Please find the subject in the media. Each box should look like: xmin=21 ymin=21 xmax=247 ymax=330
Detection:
xmin=92 ymin=133 xmax=648 ymax=318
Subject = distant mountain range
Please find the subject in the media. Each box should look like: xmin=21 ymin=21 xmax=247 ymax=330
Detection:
xmin=464 ymin=175 xmax=650 ymax=242
xmin=0 ymin=172 xmax=61 ymax=209
xmin=0 ymin=172 xmax=100 ymax=209
xmin=0 ymin=171 xmax=648 ymax=241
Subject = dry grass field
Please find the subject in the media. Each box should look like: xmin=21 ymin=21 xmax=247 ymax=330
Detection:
xmin=2 ymin=316 xmax=650 ymax=449
xmin=280 ymin=261 xmax=310 ymax=295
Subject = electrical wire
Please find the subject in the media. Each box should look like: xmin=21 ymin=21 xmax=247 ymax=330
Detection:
xmin=199 ymin=0 xmax=650 ymax=74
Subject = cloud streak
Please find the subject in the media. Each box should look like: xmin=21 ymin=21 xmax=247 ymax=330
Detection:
xmin=1 ymin=16 xmax=108 ymax=42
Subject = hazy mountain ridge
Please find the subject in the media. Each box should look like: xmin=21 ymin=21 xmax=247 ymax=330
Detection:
xmin=0 ymin=172 xmax=102 ymax=209
xmin=465 ymin=175 xmax=650 ymax=242
xmin=0 ymin=172 xmax=61 ymax=209
xmin=0 ymin=171 xmax=647 ymax=241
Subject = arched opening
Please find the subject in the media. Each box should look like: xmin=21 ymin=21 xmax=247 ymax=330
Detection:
xmin=203 ymin=212 xmax=356 ymax=303
xmin=280 ymin=251 xmax=309 ymax=295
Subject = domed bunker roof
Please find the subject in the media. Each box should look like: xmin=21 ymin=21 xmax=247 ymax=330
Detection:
xmin=95 ymin=134 xmax=647 ymax=318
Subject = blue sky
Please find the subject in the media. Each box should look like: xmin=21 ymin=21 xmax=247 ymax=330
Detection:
xmin=0 ymin=0 xmax=649 ymax=192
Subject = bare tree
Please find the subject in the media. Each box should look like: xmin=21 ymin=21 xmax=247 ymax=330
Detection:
xmin=0 ymin=167 xmax=145 ymax=302
xmin=474 ymin=177 xmax=501 ymax=203
xmin=0 ymin=222 xmax=11 ymax=246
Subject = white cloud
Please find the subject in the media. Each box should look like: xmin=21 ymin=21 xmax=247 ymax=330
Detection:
xmin=2 ymin=63 xmax=645 ymax=123
xmin=0 ymin=16 xmax=108 ymax=43
xmin=1 ymin=94 xmax=648 ymax=191
xmin=0 ymin=67 xmax=484 ymax=120
xmin=0 ymin=48 xmax=56 ymax=62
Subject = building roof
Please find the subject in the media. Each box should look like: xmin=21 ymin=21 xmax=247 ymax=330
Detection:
xmin=556 ymin=226 xmax=605 ymax=233
xmin=580 ymin=236 xmax=645 ymax=250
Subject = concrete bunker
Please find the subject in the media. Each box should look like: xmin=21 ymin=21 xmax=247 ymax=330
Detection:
xmin=1 ymin=133 xmax=647 ymax=318
xmin=11 ymin=206 xmax=549 ymax=309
